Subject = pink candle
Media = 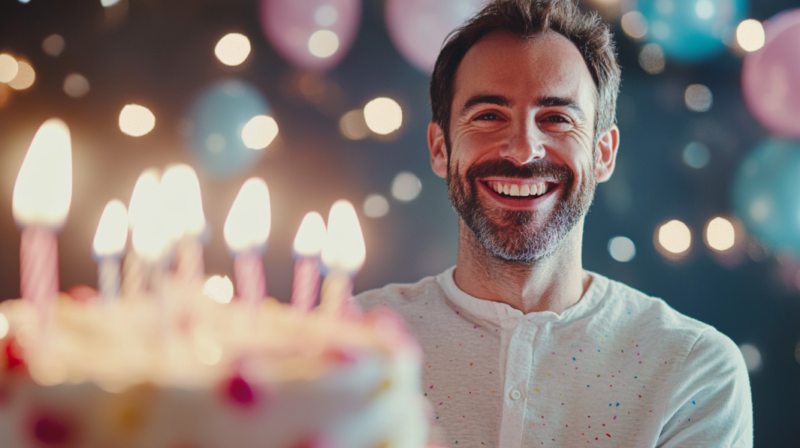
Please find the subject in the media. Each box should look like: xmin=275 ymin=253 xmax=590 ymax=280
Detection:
xmin=224 ymin=178 xmax=271 ymax=306
xmin=290 ymin=212 xmax=326 ymax=313
xmin=12 ymin=119 xmax=73 ymax=331
xmin=20 ymin=227 xmax=59 ymax=310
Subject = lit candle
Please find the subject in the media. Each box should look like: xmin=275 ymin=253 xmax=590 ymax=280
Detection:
xmin=92 ymin=200 xmax=128 ymax=302
xmin=160 ymin=164 xmax=206 ymax=285
xmin=12 ymin=118 xmax=73 ymax=328
xmin=123 ymin=168 xmax=159 ymax=297
xmin=224 ymin=178 xmax=271 ymax=307
xmin=291 ymin=212 xmax=326 ymax=313
xmin=320 ymin=200 xmax=365 ymax=316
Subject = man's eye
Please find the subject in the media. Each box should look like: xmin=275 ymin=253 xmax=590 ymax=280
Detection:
xmin=544 ymin=115 xmax=569 ymax=123
xmin=475 ymin=112 xmax=499 ymax=121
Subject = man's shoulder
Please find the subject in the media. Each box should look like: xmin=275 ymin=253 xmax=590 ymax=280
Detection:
xmin=598 ymin=273 xmax=726 ymax=345
xmin=355 ymin=273 xmax=444 ymax=312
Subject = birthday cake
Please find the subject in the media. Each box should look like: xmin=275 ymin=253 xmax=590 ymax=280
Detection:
xmin=0 ymin=291 xmax=430 ymax=448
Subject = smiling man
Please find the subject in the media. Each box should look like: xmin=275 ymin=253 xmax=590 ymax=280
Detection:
xmin=357 ymin=1 xmax=752 ymax=447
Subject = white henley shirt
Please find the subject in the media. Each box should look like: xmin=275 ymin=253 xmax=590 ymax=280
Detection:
xmin=356 ymin=267 xmax=752 ymax=447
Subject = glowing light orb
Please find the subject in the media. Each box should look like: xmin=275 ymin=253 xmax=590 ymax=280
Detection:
xmin=241 ymin=115 xmax=279 ymax=150
xmin=204 ymin=275 xmax=234 ymax=304
xmin=683 ymin=142 xmax=711 ymax=169
xmin=308 ymin=30 xmax=339 ymax=58
xmin=364 ymin=97 xmax=402 ymax=135
xmin=119 ymin=104 xmax=155 ymax=137
xmin=608 ymin=236 xmax=636 ymax=262
xmin=215 ymin=33 xmax=251 ymax=66
xmin=739 ymin=343 xmax=761 ymax=372
xmin=705 ymin=217 xmax=736 ymax=251
xmin=391 ymin=171 xmax=422 ymax=202
xmin=657 ymin=219 xmax=692 ymax=255
xmin=364 ymin=194 xmax=390 ymax=218
xmin=42 ymin=34 xmax=65 ymax=56
xmin=8 ymin=60 xmax=35 ymax=90
xmin=639 ymin=43 xmax=665 ymax=74
xmin=63 ymin=73 xmax=90 ymax=98
xmin=621 ymin=11 xmax=648 ymax=39
xmin=684 ymin=84 xmax=712 ymax=112
xmin=0 ymin=54 xmax=17 ymax=83
xmin=339 ymin=109 xmax=370 ymax=140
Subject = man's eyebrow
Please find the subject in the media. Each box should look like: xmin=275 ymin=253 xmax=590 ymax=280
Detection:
xmin=459 ymin=94 xmax=512 ymax=116
xmin=538 ymin=96 xmax=586 ymax=121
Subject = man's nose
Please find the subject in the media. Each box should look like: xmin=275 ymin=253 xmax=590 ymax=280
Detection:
xmin=499 ymin=118 xmax=546 ymax=165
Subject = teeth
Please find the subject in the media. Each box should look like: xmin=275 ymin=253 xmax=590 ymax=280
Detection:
xmin=490 ymin=181 xmax=549 ymax=197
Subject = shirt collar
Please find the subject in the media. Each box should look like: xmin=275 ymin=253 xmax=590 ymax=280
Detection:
xmin=436 ymin=265 xmax=609 ymax=325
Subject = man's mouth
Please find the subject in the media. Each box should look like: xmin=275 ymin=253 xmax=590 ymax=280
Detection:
xmin=481 ymin=179 xmax=554 ymax=199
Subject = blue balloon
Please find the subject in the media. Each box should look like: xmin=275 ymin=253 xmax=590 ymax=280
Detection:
xmin=732 ymin=139 xmax=800 ymax=252
xmin=637 ymin=0 xmax=746 ymax=62
xmin=185 ymin=79 xmax=271 ymax=179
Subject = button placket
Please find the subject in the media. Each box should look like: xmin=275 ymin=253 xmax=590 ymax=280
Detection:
xmin=499 ymin=320 xmax=537 ymax=447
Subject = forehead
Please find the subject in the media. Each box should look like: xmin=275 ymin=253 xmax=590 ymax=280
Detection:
xmin=452 ymin=31 xmax=597 ymax=113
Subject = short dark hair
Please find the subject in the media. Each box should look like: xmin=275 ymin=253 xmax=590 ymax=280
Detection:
xmin=430 ymin=0 xmax=621 ymax=150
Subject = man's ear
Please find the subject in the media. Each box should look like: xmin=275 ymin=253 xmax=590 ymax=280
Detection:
xmin=428 ymin=121 xmax=448 ymax=179
xmin=595 ymin=125 xmax=620 ymax=183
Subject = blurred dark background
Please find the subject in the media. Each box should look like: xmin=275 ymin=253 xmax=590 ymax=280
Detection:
xmin=1 ymin=0 xmax=799 ymax=445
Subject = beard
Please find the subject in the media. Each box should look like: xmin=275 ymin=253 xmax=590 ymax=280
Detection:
xmin=447 ymin=157 xmax=596 ymax=263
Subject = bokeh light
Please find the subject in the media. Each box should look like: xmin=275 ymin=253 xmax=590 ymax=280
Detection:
xmin=621 ymin=11 xmax=648 ymax=39
xmin=695 ymin=0 xmax=714 ymax=19
xmin=339 ymin=109 xmax=370 ymax=140
xmin=736 ymin=19 xmax=765 ymax=51
xmin=364 ymin=194 xmax=390 ymax=218
xmin=119 ymin=104 xmax=155 ymax=137
xmin=639 ymin=43 xmax=665 ymax=74
xmin=204 ymin=275 xmax=234 ymax=304
xmin=364 ymin=97 xmax=402 ymax=135
xmin=215 ymin=33 xmax=251 ymax=66
xmin=684 ymin=84 xmax=713 ymax=112
xmin=8 ymin=60 xmax=34 ymax=90
xmin=308 ymin=30 xmax=339 ymax=58
xmin=0 ymin=312 xmax=8 ymax=339
xmin=29 ymin=358 xmax=68 ymax=386
xmin=101 ymin=0 xmax=121 ymax=6
xmin=682 ymin=142 xmax=711 ymax=169
xmin=391 ymin=172 xmax=422 ymax=202
xmin=656 ymin=219 xmax=692 ymax=256
xmin=608 ymin=236 xmax=636 ymax=262
xmin=0 ymin=53 xmax=17 ymax=83
xmin=241 ymin=115 xmax=279 ymax=150
xmin=705 ymin=217 xmax=736 ymax=251
xmin=314 ymin=4 xmax=338 ymax=26
xmin=42 ymin=34 xmax=65 ymax=56
xmin=63 ymin=73 xmax=90 ymax=98
xmin=739 ymin=343 xmax=762 ymax=372
xmin=195 ymin=340 xmax=222 ymax=366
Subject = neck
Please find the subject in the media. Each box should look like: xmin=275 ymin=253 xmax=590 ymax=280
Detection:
xmin=452 ymin=219 xmax=591 ymax=315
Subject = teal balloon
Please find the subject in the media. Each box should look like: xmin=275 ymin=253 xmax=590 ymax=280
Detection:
xmin=185 ymin=79 xmax=271 ymax=178
xmin=732 ymin=139 xmax=800 ymax=252
xmin=637 ymin=0 xmax=746 ymax=62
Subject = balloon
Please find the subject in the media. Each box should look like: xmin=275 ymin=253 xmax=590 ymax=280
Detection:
xmin=259 ymin=0 xmax=361 ymax=72
xmin=637 ymin=0 xmax=746 ymax=62
xmin=741 ymin=9 xmax=800 ymax=138
xmin=731 ymin=139 xmax=800 ymax=252
xmin=386 ymin=0 xmax=487 ymax=74
xmin=184 ymin=79 xmax=274 ymax=179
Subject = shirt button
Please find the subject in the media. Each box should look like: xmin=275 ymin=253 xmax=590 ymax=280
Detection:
xmin=510 ymin=389 xmax=522 ymax=400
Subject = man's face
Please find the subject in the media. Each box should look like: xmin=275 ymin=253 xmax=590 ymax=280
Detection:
xmin=432 ymin=31 xmax=611 ymax=263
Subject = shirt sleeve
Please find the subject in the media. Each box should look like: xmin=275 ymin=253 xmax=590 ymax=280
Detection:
xmin=657 ymin=328 xmax=753 ymax=448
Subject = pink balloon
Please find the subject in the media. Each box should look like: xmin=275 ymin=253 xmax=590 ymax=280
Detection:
xmin=260 ymin=0 xmax=361 ymax=72
xmin=742 ymin=9 xmax=800 ymax=138
xmin=386 ymin=0 xmax=488 ymax=74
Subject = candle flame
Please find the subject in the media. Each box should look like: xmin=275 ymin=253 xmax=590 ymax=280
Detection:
xmin=160 ymin=164 xmax=206 ymax=236
xmin=293 ymin=211 xmax=326 ymax=257
xmin=128 ymin=168 xmax=160 ymax=230
xmin=321 ymin=200 xmax=365 ymax=273
xmin=12 ymin=118 xmax=73 ymax=228
xmin=224 ymin=178 xmax=271 ymax=253
xmin=131 ymin=181 xmax=175 ymax=261
xmin=93 ymin=200 xmax=128 ymax=258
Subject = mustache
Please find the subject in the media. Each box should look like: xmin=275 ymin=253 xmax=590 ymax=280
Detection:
xmin=465 ymin=159 xmax=573 ymax=183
